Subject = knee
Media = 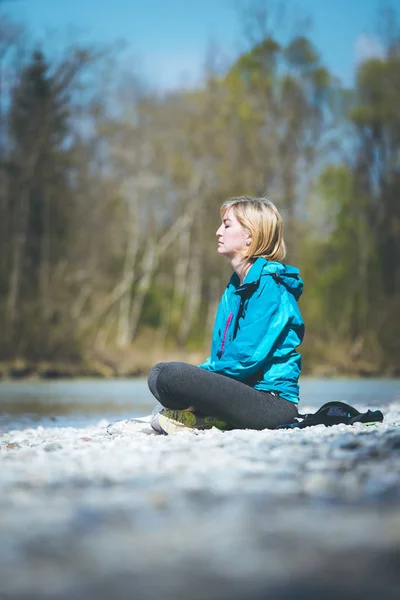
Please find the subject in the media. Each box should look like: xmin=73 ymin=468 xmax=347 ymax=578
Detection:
xmin=148 ymin=362 xmax=167 ymax=380
xmin=149 ymin=361 xmax=194 ymax=396
xmin=155 ymin=361 xmax=182 ymax=391
xmin=147 ymin=362 xmax=168 ymax=393
xmin=151 ymin=362 xmax=195 ymax=410
xmin=148 ymin=360 xmax=180 ymax=386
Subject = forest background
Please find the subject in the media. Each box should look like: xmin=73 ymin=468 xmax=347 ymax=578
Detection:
xmin=0 ymin=0 xmax=399 ymax=379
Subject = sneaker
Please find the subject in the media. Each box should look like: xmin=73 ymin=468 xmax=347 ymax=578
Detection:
xmin=150 ymin=411 xmax=167 ymax=435
xmin=157 ymin=409 xmax=231 ymax=435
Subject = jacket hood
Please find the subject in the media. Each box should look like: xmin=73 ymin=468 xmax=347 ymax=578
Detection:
xmin=233 ymin=258 xmax=304 ymax=301
xmin=262 ymin=261 xmax=304 ymax=300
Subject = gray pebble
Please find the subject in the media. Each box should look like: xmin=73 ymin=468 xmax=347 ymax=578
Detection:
xmin=43 ymin=442 xmax=63 ymax=452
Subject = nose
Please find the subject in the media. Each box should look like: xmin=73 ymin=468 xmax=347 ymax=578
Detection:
xmin=216 ymin=224 xmax=223 ymax=237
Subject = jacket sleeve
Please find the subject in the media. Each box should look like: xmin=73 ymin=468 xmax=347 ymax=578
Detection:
xmin=198 ymin=356 xmax=212 ymax=369
xmin=200 ymin=278 xmax=290 ymax=380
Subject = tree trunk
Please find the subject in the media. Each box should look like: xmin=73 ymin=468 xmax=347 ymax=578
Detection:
xmin=177 ymin=244 xmax=202 ymax=346
xmin=129 ymin=214 xmax=192 ymax=341
xmin=7 ymin=187 xmax=29 ymax=340
xmin=116 ymin=198 xmax=140 ymax=347
xmin=40 ymin=190 xmax=51 ymax=327
xmin=129 ymin=244 xmax=156 ymax=341
xmin=205 ymin=276 xmax=220 ymax=341
xmin=167 ymin=225 xmax=191 ymax=335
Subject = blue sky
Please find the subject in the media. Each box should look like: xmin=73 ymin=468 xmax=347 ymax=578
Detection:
xmin=6 ymin=0 xmax=383 ymax=89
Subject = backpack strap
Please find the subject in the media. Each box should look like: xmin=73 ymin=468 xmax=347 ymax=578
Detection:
xmin=277 ymin=401 xmax=383 ymax=429
xmin=348 ymin=409 xmax=384 ymax=426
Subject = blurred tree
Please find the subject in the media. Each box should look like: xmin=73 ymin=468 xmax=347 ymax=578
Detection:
xmin=349 ymin=49 xmax=400 ymax=368
xmin=351 ymin=55 xmax=400 ymax=297
xmin=300 ymin=35 xmax=400 ymax=373
xmin=1 ymin=43 xmax=96 ymax=361
xmin=302 ymin=165 xmax=371 ymax=342
xmin=7 ymin=50 xmax=70 ymax=333
xmin=223 ymin=34 xmax=334 ymax=253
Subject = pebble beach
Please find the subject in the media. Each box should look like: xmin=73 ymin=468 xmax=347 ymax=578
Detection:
xmin=1 ymin=402 xmax=400 ymax=600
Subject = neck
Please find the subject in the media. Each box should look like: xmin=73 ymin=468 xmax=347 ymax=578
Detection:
xmin=230 ymin=255 xmax=252 ymax=286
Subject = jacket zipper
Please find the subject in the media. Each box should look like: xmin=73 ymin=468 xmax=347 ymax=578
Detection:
xmin=217 ymin=311 xmax=233 ymax=358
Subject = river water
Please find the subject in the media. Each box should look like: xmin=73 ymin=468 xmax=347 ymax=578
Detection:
xmin=0 ymin=377 xmax=399 ymax=431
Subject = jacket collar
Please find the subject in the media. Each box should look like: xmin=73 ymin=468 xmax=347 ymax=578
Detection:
xmin=231 ymin=257 xmax=267 ymax=290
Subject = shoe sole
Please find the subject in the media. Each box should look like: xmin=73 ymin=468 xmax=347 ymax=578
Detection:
xmin=158 ymin=413 xmax=229 ymax=435
xmin=158 ymin=413 xmax=195 ymax=435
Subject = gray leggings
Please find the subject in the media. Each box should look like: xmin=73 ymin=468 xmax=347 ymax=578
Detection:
xmin=148 ymin=362 xmax=298 ymax=430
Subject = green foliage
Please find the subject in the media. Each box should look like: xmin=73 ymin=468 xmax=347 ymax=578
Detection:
xmin=10 ymin=50 xmax=69 ymax=150
xmin=0 ymin=45 xmax=91 ymax=361
xmin=352 ymin=58 xmax=400 ymax=125
xmin=139 ymin=284 xmax=166 ymax=329
xmin=302 ymin=165 xmax=369 ymax=338
xmin=285 ymin=36 xmax=318 ymax=69
xmin=349 ymin=54 xmax=400 ymax=305
xmin=228 ymin=36 xmax=281 ymax=80
xmin=9 ymin=49 xmax=72 ymax=272
xmin=299 ymin=46 xmax=400 ymax=371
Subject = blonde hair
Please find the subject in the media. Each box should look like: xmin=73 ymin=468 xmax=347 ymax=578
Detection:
xmin=220 ymin=196 xmax=286 ymax=261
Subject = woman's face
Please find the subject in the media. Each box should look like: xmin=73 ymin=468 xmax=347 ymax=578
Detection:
xmin=216 ymin=208 xmax=250 ymax=259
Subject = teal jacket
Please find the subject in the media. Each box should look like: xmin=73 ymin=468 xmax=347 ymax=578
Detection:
xmin=199 ymin=258 xmax=304 ymax=403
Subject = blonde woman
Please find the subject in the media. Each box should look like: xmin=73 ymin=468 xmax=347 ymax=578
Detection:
xmin=148 ymin=197 xmax=304 ymax=434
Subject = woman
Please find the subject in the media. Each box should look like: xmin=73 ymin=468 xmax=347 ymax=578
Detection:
xmin=148 ymin=196 xmax=304 ymax=434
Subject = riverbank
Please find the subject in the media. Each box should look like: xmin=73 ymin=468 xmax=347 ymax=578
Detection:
xmin=0 ymin=344 xmax=209 ymax=380
xmin=1 ymin=402 xmax=399 ymax=600
xmin=2 ymin=333 xmax=400 ymax=381
xmin=1 ymin=354 xmax=398 ymax=380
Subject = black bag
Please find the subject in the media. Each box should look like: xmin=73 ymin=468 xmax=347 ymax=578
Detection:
xmin=276 ymin=401 xmax=384 ymax=430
